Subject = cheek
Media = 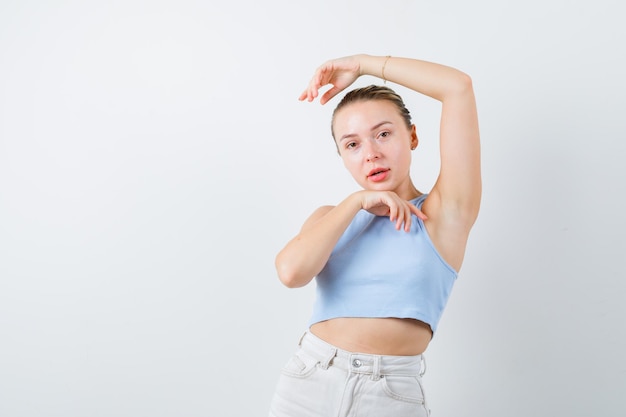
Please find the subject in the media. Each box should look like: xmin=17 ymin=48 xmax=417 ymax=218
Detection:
xmin=342 ymin=156 xmax=357 ymax=172
xmin=341 ymin=155 xmax=364 ymax=178
xmin=340 ymin=150 xmax=358 ymax=164
xmin=393 ymin=148 xmax=413 ymax=168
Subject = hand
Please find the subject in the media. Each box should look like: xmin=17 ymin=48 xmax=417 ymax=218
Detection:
xmin=299 ymin=55 xmax=363 ymax=105
xmin=356 ymin=191 xmax=427 ymax=232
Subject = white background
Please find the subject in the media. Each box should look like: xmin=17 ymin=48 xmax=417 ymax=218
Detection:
xmin=1 ymin=1 xmax=624 ymax=416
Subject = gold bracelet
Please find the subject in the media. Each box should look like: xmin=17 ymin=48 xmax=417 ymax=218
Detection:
xmin=381 ymin=55 xmax=391 ymax=84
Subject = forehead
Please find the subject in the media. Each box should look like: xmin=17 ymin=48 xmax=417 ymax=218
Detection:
xmin=333 ymin=100 xmax=402 ymax=133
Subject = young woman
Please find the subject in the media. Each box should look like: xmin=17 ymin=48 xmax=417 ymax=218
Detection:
xmin=268 ymin=54 xmax=481 ymax=417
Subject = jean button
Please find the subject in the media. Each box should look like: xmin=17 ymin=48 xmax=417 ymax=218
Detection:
xmin=352 ymin=359 xmax=362 ymax=368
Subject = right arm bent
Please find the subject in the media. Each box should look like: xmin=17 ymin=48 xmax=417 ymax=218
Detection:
xmin=275 ymin=195 xmax=360 ymax=288
xmin=275 ymin=191 xmax=425 ymax=288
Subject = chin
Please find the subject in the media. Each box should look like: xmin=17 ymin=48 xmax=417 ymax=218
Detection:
xmin=364 ymin=184 xmax=394 ymax=192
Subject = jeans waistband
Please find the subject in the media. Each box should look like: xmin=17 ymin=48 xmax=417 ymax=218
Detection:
xmin=298 ymin=330 xmax=425 ymax=379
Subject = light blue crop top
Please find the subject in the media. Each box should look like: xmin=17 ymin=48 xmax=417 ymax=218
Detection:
xmin=308 ymin=194 xmax=458 ymax=333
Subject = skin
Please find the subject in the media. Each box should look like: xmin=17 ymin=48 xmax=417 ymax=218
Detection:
xmin=275 ymin=54 xmax=481 ymax=355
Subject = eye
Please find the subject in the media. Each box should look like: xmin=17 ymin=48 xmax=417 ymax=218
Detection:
xmin=346 ymin=141 xmax=357 ymax=149
xmin=378 ymin=131 xmax=390 ymax=140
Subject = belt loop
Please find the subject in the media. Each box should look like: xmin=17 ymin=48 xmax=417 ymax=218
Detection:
xmin=419 ymin=354 xmax=427 ymax=377
xmin=297 ymin=331 xmax=307 ymax=347
xmin=319 ymin=347 xmax=337 ymax=370
xmin=371 ymin=356 xmax=381 ymax=381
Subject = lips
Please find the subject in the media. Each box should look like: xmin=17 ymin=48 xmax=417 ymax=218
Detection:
xmin=367 ymin=168 xmax=389 ymax=182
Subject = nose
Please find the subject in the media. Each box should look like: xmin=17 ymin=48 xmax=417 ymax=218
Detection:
xmin=365 ymin=142 xmax=381 ymax=162
xmin=366 ymin=152 xmax=379 ymax=162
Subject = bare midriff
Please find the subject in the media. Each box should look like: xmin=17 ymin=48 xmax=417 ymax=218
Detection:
xmin=310 ymin=317 xmax=432 ymax=356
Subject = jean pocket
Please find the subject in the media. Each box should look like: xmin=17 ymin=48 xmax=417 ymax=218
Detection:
xmin=280 ymin=349 xmax=320 ymax=379
xmin=380 ymin=375 xmax=427 ymax=405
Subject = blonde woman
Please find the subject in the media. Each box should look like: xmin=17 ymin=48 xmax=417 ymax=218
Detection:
xmin=269 ymin=54 xmax=481 ymax=417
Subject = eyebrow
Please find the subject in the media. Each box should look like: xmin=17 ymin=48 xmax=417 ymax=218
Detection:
xmin=339 ymin=121 xmax=393 ymax=142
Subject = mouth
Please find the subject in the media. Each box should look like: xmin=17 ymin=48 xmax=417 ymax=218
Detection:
xmin=367 ymin=168 xmax=389 ymax=182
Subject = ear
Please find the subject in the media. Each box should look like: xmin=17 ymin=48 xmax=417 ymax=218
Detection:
xmin=410 ymin=124 xmax=418 ymax=150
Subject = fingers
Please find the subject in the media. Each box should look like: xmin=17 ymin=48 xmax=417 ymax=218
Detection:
xmin=298 ymin=64 xmax=327 ymax=102
xmin=387 ymin=201 xmax=401 ymax=230
xmin=298 ymin=88 xmax=315 ymax=102
xmin=403 ymin=204 xmax=414 ymax=232
xmin=358 ymin=192 xmax=427 ymax=232
xmin=320 ymin=86 xmax=341 ymax=105
xmin=391 ymin=200 xmax=429 ymax=232
xmin=298 ymin=77 xmax=319 ymax=102
xmin=390 ymin=202 xmax=405 ymax=231
xmin=300 ymin=56 xmax=363 ymax=103
xmin=401 ymin=202 xmax=415 ymax=232
xmin=387 ymin=199 xmax=414 ymax=232
xmin=298 ymin=81 xmax=320 ymax=103
xmin=409 ymin=203 xmax=428 ymax=221
xmin=300 ymin=61 xmax=351 ymax=104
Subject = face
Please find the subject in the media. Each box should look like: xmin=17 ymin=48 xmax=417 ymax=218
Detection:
xmin=333 ymin=100 xmax=418 ymax=199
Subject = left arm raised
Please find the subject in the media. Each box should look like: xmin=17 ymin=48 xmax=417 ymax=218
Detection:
xmin=359 ymin=54 xmax=481 ymax=269
xmin=300 ymin=53 xmax=481 ymax=249
xmin=360 ymin=54 xmax=480 ymax=216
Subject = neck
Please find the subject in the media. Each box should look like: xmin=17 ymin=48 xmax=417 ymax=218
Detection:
xmin=398 ymin=182 xmax=421 ymax=200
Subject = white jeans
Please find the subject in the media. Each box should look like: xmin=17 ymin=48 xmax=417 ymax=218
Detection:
xmin=269 ymin=331 xmax=430 ymax=417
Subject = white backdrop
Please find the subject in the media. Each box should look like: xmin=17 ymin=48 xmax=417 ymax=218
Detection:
xmin=1 ymin=1 xmax=624 ymax=416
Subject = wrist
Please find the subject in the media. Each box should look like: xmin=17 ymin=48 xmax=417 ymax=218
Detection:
xmin=345 ymin=191 xmax=367 ymax=212
xmin=381 ymin=55 xmax=391 ymax=83
xmin=357 ymin=55 xmax=391 ymax=81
